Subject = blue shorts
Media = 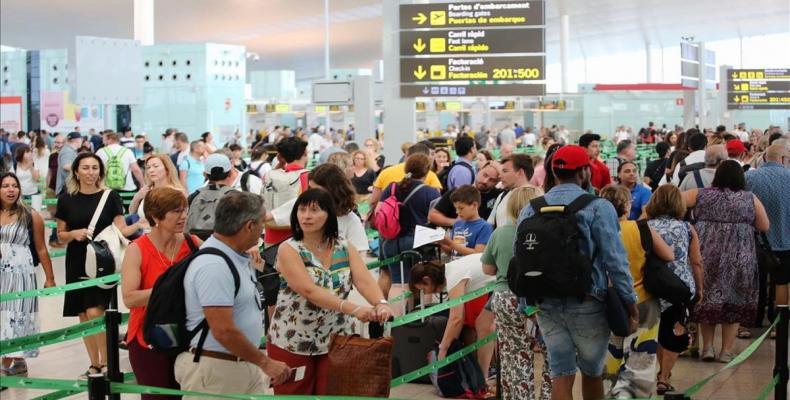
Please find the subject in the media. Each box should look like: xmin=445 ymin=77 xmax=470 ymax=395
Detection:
xmin=381 ymin=235 xmax=414 ymax=285
xmin=537 ymin=297 xmax=610 ymax=378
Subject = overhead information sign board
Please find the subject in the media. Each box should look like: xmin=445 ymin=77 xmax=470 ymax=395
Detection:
xmin=400 ymin=1 xmax=544 ymax=29
xmin=727 ymin=68 xmax=790 ymax=110
xmin=401 ymin=56 xmax=543 ymax=83
xmin=400 ymin=28 xmax=543 ymax=55
xmin=399 ymin=0 xmax=545 ymax=98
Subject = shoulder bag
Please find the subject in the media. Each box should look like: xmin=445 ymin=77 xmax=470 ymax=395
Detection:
xmin=325 ymin=331 xmax=393 ymax=397
xmin=85 ymin=190 xmax=129 ymax=288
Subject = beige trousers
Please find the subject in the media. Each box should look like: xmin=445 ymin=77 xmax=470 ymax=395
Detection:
xmin=174 ymin=352 xmax=270 ymax=399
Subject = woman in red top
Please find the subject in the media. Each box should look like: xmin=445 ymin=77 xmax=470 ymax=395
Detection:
xmin=121 ymin=187 xmax=201 ymax=399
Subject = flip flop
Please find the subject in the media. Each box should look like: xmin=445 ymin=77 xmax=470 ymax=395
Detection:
xmin=656 ymin=381 xmax=675 ymax=395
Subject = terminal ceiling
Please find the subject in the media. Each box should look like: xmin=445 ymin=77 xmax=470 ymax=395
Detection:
xmin=1 ymin=0 xmax=788 ymax=80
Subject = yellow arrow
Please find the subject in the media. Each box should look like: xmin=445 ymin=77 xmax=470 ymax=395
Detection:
xmin=413 ymin=38 xmax=426 ymax=53
xmin=413 ymin=65 xmax=427 ymax=80
xmin=412 ymin=13 xmax=427 ymax=25
xmin=733 ymin=96 xmax=740 ymax=102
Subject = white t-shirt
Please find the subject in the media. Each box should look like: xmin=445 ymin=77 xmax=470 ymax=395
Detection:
xmin=444 ymin=253 xmax=494 ymax=293
xmin=249 ymin=160 xmax=272 ymax=178
xmin=523 ymin=133 xmax=537 ymax=147
xmin=97 ymin=143 xmax=138 ymax=191
xmin=232 ymin=170 xmax=264 ymax=195
xmin=337 ymin=212 xmax=369 ymax=252
xmin=14 ymin=165 xmax=38 ymax=196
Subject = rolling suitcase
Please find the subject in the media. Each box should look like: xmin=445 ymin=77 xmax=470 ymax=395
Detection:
xmin=391 ymin=314 xmax=448 ymax=384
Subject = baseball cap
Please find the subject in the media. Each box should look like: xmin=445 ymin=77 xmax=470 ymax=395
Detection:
xmin=67 ymin=131 xmax=82 ymax=140
xmin=552 ymin=145 xmax=590 ymax=170
xmin=204 ymin=153 xmax=232 ymax=180
xmin=726 ymin=140 xmax=746 ymax=157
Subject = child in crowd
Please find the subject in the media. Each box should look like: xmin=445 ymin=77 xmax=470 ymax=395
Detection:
xmin=440 ymin=184 xmax=493 ymax=258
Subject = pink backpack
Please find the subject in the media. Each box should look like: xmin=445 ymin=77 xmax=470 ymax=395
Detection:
xmin=373 ymin=182 xmax=426 ymax=240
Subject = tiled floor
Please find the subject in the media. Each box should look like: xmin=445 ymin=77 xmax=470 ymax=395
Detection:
xmin=2 ymin=256 xmax=787 ymax=399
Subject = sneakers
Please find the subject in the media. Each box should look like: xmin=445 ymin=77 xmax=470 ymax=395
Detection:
xmin=0 ymin=359 xmax=28 ymax=377
xmin=701 ymin=347 xmax=716 ymax=362
xmin=718 ymin=351 xmax=734 ymax=364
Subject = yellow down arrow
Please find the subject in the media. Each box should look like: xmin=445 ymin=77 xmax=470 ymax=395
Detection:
xmin=413 ymin=65 xmax=427 ymax=80
xmin=412 ymin=13 xmax=427 ymax=25
xmin=413 ymin=38 xmax=426 ymax=53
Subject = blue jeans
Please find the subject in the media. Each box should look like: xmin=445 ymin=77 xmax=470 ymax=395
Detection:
xmin=537 ymin=297 xmax=610 ymax=378
xmin=381 ymin=235 xmax=414 ymax=285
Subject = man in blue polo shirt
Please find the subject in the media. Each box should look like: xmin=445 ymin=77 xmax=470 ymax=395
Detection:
xmin=446 ymin=135 xmax=477 ymax=191
xmin=177 ymin=191 xmax=290 ymax=396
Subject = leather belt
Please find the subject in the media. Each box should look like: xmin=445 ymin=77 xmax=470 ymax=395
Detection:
xmin=189 ymin=347 xmax=242 ymax=362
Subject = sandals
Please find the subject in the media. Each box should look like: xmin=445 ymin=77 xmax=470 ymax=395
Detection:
xmin=78 ymin=365 xmax=103 ymax=380
xmin=737 ymin=327 xmax=752 ymax=339
xmin=657 ymin=381 xmax=676 ymax=395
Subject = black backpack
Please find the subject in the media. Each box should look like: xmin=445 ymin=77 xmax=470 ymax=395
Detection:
xmin=677 ymin=160 xmax=705 ymax=184
xmin=430 ymin=340 xmax=487 ymax=399
xmin=637 ymin=221 xmax=692 ymax=306
xmin=508 ymin=194 xmax=596 ymax=304
xmin=143 ymin=239 xmax=240 ymax=361
xmin=438 ymin=161 xmax=474 ymax=193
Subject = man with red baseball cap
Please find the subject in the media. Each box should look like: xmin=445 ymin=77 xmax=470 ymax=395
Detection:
xmin=516 ymin=145 xmax=637 ymax=399
xmin=726 ymin=139 xmax=748 ymax=167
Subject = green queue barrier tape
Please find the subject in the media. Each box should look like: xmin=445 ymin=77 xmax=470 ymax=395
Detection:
xmin=29 ymin=372 xmax=136 ymax=400
xmin=0 ymin=376 xmax=87 ymax=393
xmin=755 ymin=374 xmax=780 ymax=400
xmin=0 ymin=273 xmax=121 ymax=302
xmin=110 ymin=381 xmax=407 ymax=399
xmin=389 ymin=283 xmax=495 ymax=328
xmin=0 ymin=313 xmax=129 ymax=356
xmin=390 ymin=332 xmax=496 ymax=388
xmin=48 ymin=248 xmax=66 ymax=258
xmin=684 ymin=314 xmax=780 ymax=397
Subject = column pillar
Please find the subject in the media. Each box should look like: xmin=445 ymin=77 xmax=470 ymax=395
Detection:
xmin=382 ymin=0 xmax=416 ymax=164
xmin=697 ymin=42 xmax=708 ymax=129
xmin=324 ymin=0 xmax=331 ymax=80
xmin=560 ymin=14 xmax=570 ymax=95
xmin=645 ymin=41 xmax=653 ymax=83
xmin=133 ymin=0 xmax=154 ymax=45
xmin=353 ymin=75 xmax=375 ymax=145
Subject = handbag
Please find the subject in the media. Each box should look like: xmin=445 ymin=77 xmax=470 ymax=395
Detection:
xmin=85 ymin=190 xmax=129 ymax=289
xmin=325 ymin=333 xmax=393 ymax=397
xmin=637 ymin=220 xmax=692 ymax=306
xmin=755 ymin=231 xmax=780 ymax=274
xmin=605 ymin=286 xmax=630 ymax=337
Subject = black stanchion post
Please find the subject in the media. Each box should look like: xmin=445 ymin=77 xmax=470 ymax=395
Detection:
xmin=775 ymin=305 xmax=789 ymax=400
xmin=105 ymin=291 xmax=122 ymax=400
xmin=87 ymin=373 xmax=107 ymax=400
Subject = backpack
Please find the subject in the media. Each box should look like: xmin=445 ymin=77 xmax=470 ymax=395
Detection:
xmin=438 ymin=161 xmax=474 ymax=193
xmin=143 ymin=240 xmax=241 ymax=360
xmin=103 ymin=147 xmax=129 ymax=190
xmin=677 ymin=160 xmax=705 ymax=184
xmin=429 ymin=340 xmax=488 ymax=399
xmin=186 ymin=184 xmax=235 ymax=240
xmin=261 ymin=168 xmax=307 ymax=228
xmin=637 ymin=221 xmax=692 ymax=306
xmin=508 ymin=194 xmax=596 ymax=304
xmin=372 ymin=182 xmax=425 ymax=240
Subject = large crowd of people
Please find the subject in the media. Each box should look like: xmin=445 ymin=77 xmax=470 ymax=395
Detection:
xmin=0 ymin=121 xmax=788 ymax=399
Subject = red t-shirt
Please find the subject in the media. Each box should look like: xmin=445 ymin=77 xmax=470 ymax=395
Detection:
xmin=127 ymin=234 xmax=196 ymax=347
xmin=263 ymin=163 xmax=310 ymax=245
xmin=590 ymin=158 xmax=612 ymax=190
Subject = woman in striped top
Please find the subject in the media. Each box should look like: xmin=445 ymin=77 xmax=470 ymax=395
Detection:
xmin=267 ymin=189 xmax=392 ymax=395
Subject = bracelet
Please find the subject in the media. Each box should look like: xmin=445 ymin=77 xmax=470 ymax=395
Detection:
xmin=350 ymin=305 xmax=362 ymax=315
xmin=339 ymin=300 xmax=347 ymax=313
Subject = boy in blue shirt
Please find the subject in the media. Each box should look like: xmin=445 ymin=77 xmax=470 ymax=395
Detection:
xmin=440 ymin=184 xmax=493 ymax=257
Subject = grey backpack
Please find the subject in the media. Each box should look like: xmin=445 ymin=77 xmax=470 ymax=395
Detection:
xmin=186 ymin=184 xmax=235 ymax=240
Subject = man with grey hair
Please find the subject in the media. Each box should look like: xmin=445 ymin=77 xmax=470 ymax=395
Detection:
xmin=177 ymin=191 xmax=291 ymax=396
xmin=679 ymin=144 xmax=728 ymax=190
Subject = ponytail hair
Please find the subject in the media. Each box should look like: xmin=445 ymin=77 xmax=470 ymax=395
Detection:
xmin=409 ymin=260 xmax=446 ymax=295
xmin=400 ymin=153 xmax=431 ymax=193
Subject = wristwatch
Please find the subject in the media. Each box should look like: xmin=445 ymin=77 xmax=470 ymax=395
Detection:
xmin=376 ymin=299 xmax=389 ymax=307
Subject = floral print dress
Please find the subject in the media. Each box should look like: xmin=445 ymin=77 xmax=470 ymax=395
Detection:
xmin=0 ymin=219 xmax=40 ymax=358
xmin=268 ymin=238 xmax=357 ymax=356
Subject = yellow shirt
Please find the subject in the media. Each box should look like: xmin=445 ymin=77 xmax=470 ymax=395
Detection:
xmin=619 ymin=220 xmax=650 ymax=303
xmin=373 ymin=162 xmax=443 ymax=190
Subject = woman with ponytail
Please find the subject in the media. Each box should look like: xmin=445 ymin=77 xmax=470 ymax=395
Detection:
xmin=376 ymin=153 xmax=440 ymax=311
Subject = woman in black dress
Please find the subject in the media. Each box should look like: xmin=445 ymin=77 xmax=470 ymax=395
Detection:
xmin=55 ymin=153 xmax=142 ymax=377
xmin=350 ymin=150 xmax=375 ymax=195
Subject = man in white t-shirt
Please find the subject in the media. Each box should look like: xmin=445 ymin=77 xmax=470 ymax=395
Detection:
xmin=522 ymin=128 xmax=537 ymax=147
xmin=488 ymin=154 xmax=543 ymax=228
xmin=97 ymin=130 xmax=145 ymax=192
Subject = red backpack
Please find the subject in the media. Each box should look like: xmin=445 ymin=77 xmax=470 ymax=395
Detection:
xmin=373 ymin=182 xmax=426 ymax=240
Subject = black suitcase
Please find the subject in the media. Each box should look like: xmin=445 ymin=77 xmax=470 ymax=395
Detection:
xmin=391 ymin=314 xmax=448 ymax=384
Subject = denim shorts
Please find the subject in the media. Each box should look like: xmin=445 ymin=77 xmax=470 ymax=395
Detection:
xmin=381 ymin=235 xmax=415 ymax=285
xmin=536 ymin=297 xmax=610 ymax=378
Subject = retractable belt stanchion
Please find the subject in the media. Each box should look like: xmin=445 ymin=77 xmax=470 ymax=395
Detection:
xmin=774 ymin=305 xmax=789 ymax=400
xmin=105 ymin=291 xmax=122 ymax=400
xmin=87 ymin=374 xmax=106 ymax=400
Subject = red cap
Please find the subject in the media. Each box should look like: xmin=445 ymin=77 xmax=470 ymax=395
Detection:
xmin=552 ymin=145 xmax=591 ymax=170
xmin=726 ymin=140 xmax=746 ymax=157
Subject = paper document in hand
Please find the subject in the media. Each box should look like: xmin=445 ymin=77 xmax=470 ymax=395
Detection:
xmin=413 ymin=225 xmax=446 ymax=248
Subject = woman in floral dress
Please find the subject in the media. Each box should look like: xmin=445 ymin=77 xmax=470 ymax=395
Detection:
xmin=0 ymin=172 xmax=55 ymax=377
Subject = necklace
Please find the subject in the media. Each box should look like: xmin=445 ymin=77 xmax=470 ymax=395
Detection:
xmin=152 ymin=234 xmax=180 ymax=266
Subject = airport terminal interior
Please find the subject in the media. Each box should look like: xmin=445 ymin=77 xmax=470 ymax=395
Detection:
xmin=0 ymin=0 xmax=789 ymax=399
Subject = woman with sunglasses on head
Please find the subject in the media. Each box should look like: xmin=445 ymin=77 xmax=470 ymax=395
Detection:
xmin=267 ymin=189 xmax=392 ymax=395
xmin=0 ymin=172 xmax=55 ymax=378
xmin=55 ymin=153 xmax=142 ymax=378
